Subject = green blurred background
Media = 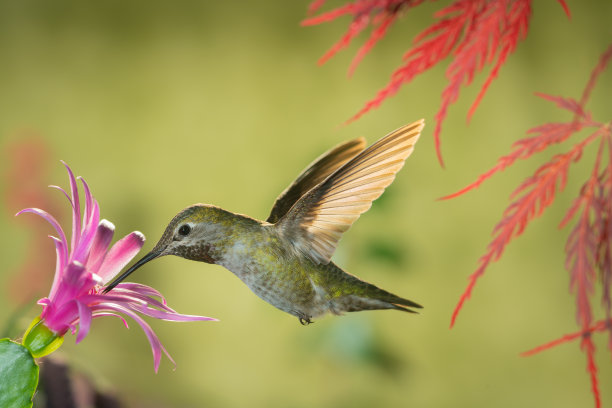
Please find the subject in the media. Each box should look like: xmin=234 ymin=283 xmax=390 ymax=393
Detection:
xmin=1 ymin=1 xmax=611 ymax=407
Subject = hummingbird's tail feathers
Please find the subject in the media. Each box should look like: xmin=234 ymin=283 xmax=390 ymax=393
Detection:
xmin=333 ymin=294 xmax=422 ymax=315
xmin=332 ymin=275 xmax=422 ymax=314
xmin=320 ymin=262 xmax=423 ymax=315
xmin=390 ymin=298 xmax=423 ymax=313
xmin=370 ymin=289 xmax=423 ymax=314
xmin=391 ymin=304 xmax=420 ymax=313
xmin=277 ymin=119 xmax=425 ymax=265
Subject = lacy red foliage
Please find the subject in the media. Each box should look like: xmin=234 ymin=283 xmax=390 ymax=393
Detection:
xmin=302 ymin=0 xmax=570 ymax=165
xmin=445 ymin=43 xmax=612 ymax=407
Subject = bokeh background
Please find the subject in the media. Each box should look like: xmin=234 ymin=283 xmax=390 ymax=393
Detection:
xmin=1 ymin=1 xmax=611 ymax=407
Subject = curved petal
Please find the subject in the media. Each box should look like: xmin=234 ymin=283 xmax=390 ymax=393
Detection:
xmin=134 ymin=305 xmax=218 ymax=322
xmin=75 ymin=300 xmax=93 ymax=343
xmin=92 ymin=302 xmax=175 ymax=372
xmin=49 ymin=185 xmax=72 ymax=205
xmin=86 ymin=220 xmax=115 ymax=273
xmin=91 ymin=311 xmax=130 ymax=328
xmin=37 ymin=298 xmax=52 ymax=318
xmin=62 ymin=161 xmax=81 ymax=255
xmin=48 ymin=236 xmax=67 ymax=299
xmin=16 ymin=208 xmax=68 ymax=257
xmin=37 ymin=298 xmax=51 ymax=307
xmin=73 ymin=200 xmax=100 ymax=264
xmin=79 ymin=176 xmax=94 ymax=234
xmin=82 ymin=291 xmax=217 ymax=322
xmin=121 ymin=294 xmax=174 ymax=313
xmin=44 ymin=299 xmax=77 ymax=334
xmin=71 ymin=176 xmax=100 ymax=263
xmin=98 ymin=232 xmax=145 ymax=283
xmin=79 ymin=293 xmax=148 ymax=308
xmin=101 ymin=286 xmax=172 ymax=310
xmin=52 ymin=261 xmax=94 ymax=306
xmin=78 ymin=179 xmax=101 ymax=247
xmin=113 ymin=283 xmax=166 ymax=302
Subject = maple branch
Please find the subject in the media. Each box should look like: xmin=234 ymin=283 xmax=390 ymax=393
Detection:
xmin=316 ymin=14 xmax=370 ymax=66
xmin=580 ymin=43 xmax=612 ymax=108
xmin=450 ymin=129 xmax=603 ymax=328
xmin=440 ymin=120 xmax=588 ymax=200
xmin=562 ymin=138 xmax=606 ymax=330
xmin=348 ymin=10 xmax=399 ymax=77
xmin=466 ymin=0 xmax=530 ymax=121
xmin=520 ymin=320 xmax=608 ymax=408
xmin=521 ymin=319 xmax=611 ymax=357
xmin=600 ymin=137 xmax=612 ymax=348
xmin=582 ymin=337 xmax=601 ymax=408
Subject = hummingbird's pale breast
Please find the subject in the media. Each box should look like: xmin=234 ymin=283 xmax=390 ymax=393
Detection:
xmin=214 ymin=220 xmax=322 ymax=321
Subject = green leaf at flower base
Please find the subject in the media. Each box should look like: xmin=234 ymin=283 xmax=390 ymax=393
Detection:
xmin=0 ymin=338 xmax=39 ymax=408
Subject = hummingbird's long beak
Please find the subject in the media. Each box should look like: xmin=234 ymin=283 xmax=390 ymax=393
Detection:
xmin=103 ymin=249 xmax=163 ymax=293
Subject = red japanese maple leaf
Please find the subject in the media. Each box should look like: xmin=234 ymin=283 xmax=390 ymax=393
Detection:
xmin=444 ymin=43 xmax=612 ymax=408
xmin=302 ymin=0 xmax=571 ymax=165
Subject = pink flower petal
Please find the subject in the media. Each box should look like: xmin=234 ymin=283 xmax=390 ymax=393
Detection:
xmin=52 ymin=262 xmax=96 ymax=306
xmin=75 ymin=300 xmax=92 ymax=343
xmin=61 ymin=161 xmax=82 ymax=255
xmin=50 ymin=236 xmax=67 ymax=275
xmin=37 ymin=298 xmax=51 ymax=307
xmin=73 ymin=184 xmax=100 ymax=263
xmin=79 ymin=177 xmax=94 ymax=234
xmin=48 ymin=236 xmax=67 ymax=299
xmin=114 ymin=282 xmax=167 ymax=302
xmin=136 ymin=305 xmax=218 ymax=322
xmin=86 ymin=220 xmax=115 ymax=273
xmin=102 ymin=287 xmax=172 ymax=310
xmin=92 ymin=292 xmax=164 ymax=310
xmin=97 ymin=232 xmax=145 ymax=283
xmin=94 ymin=302 xmax=175 ymax=372
xmin=45 ymin=299 xmax=77 ymax=334
xmin=16 ymin=208 xmax=68 ymax=258
xmin=85 ymin=289 xmax=217 ymax=322
xmin=92 ymin=311 xmax=130 ymax=329
xmin=49 ymin=185 xmax=71 ymax=204
xmin=80 ymin=293 xmax=148 ymax=309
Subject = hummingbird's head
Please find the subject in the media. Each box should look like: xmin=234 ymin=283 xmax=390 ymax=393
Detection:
xmin=104 ymin=204 xmax=231 ymax=292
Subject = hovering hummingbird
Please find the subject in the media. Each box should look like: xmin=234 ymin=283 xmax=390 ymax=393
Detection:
xmin=105 ymin=119 xmax=425 ymax=324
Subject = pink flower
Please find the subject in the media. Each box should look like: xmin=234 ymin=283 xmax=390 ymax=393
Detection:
xmin=17 ymin=162 xmax=216 ymax=371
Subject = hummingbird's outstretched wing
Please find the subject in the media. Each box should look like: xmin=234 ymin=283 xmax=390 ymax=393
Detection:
xmin=276 ymin=119 xmax=424 ymax=264
xmin=266 ymin=137 xmax=367 ymax=223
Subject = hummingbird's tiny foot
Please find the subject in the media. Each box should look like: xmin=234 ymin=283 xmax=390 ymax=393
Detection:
xmin=299 ymin=316 xmax=313 ymax=325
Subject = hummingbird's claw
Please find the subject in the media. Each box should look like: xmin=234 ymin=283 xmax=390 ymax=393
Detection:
xmin=299 ymin=316 xmax=313 ymax=326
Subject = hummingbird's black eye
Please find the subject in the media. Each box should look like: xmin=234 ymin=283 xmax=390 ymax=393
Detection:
xmin=178 ymin=224 xmax=191 ymax=236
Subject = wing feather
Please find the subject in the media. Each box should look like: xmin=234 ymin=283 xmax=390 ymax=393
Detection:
xmin=277 ymin=119 xmax=424 ymax=264
xmin=266 ymin=137 xmax=367 ymax=223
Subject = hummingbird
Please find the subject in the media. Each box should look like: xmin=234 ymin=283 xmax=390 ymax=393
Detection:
xmin=105 ymin=119 xmax=425 ymax=324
